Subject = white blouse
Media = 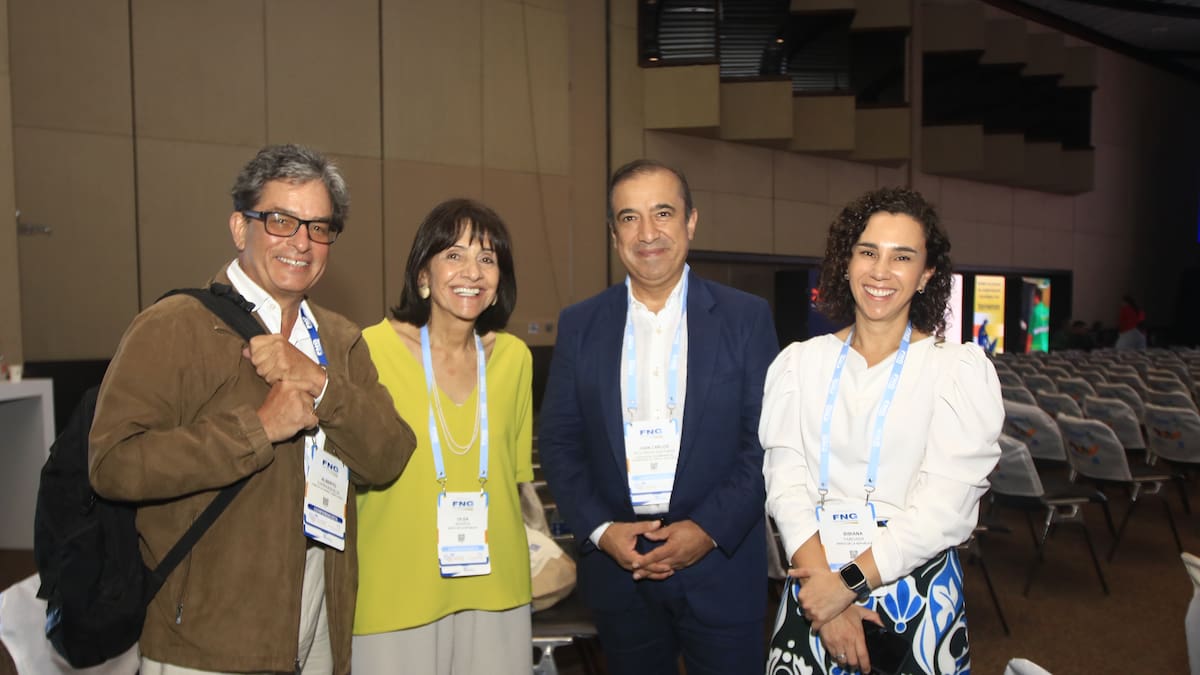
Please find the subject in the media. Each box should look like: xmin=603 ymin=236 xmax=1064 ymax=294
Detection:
xmin=759 ymin=334 xmax=1003 ymax=586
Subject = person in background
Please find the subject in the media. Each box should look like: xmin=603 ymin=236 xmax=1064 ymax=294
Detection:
xmin=539 ymin=159 xmax=778 ymax=675
xmin=89 ymin=144 xmax=416 ymax=674
xmin=353 ymin=199 xmax=533 ymax=675
xmin=1116 ymin=295 xmax=1147 ymax=350
xmin=760 ymin=187 xmax=1002 ymax=674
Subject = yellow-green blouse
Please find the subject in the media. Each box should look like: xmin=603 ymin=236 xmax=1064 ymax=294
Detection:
xmin=354 ymin=320 xmax=533 ymax=633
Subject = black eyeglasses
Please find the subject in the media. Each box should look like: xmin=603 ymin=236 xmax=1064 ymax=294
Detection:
xmin=242 ymin=210 xmax=340 ymax=245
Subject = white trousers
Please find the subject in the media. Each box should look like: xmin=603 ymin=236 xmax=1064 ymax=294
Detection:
xmin=352 ymin=605 xmax=532 ymax=675
xmin=141 ymin=547 xmax=330 ymax=675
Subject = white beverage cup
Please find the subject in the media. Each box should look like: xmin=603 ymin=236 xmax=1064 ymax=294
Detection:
xmin=8 ymin=364 xmax=22 ymax=382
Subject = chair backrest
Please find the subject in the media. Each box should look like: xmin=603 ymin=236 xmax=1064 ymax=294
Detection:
xmin=1002 ymin=385 xmax=1038 ymax=405
xmin=990 ymin=434 xmax=1045 ymax=498
xmin=997 ymin=370 xmax=1024 ymax=388
xmin=1055 ymin=377 xmax=1096 ymax=402
xmin=1148 ymin=375 xmax=1190 ymax=395
xmin=1148 ymin=367 xmax=1184 ymax=385
xmin=1056 ymin=413 xmax=1133 ymax=482
xmin=1082 ymin=395 xmax=1145 ymax=450
xmin=1022 ymin=373 xmax=1056 ymax=394
xmin=1147 ymin=389 xmax=1198 ymax=413
xmin=1076 ymin=368 xmax=1107 ymax=384
xmin=1144 ymin=403 xmax=1200 ymax=465
xmin=1037 ymin=390 xmax=1083 ymax=419
xmin=1094 ymin=382 xmax=1145 ymax=421
xmin=1041 ymin=365 xmax=1072 ymax=381
xmin=1107 ymin=372 xmax=1148 ymax=401
xmin=1003 ymin=399 xmax=1067 ymax=461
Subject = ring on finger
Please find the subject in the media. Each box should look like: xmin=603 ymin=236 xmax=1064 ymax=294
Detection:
xmin=836 ymin=652 xmax=846 ymax=662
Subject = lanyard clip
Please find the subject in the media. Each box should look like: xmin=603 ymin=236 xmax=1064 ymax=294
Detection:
xmin=818 ymin=488 xmax=828 ymax=509
xmin=437 ymin=478 xmax=447 ymax=496
xmin=478 ymin=478 xmax=488 ymax=495
xmin=863 ymin=486 xmax=875 ymax=505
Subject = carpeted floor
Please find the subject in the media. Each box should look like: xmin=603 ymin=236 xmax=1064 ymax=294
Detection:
xmin=2 ymin=481 xmax=1195 ymax=674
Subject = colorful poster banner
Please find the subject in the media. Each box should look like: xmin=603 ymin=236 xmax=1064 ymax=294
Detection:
xmin=973 ymin=275 xmax=1005 ymax=355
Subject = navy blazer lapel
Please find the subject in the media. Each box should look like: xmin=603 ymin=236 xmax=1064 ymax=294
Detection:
xmin=595 ymin=285 xmax=629 ymax=474
xmin=677 ymin=272 xmax=719 ymax=477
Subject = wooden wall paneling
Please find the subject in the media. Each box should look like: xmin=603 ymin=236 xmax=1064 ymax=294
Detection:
xmin=9 ymin=0 xmax=131 ymax=135
xmin=921 ymin=125 xmax=984 ymax=176
xmin=642 ymin=65 xmax=720 ymax=133
xmin=265 ymin=0 xmax=381 ymax=158
xmin=693 ymin=192 xmax=773 ymax=254
xmin=608 ymin=19 xmax=644 ymax=171
xmin=851 ymin=107 xmax=911 ymax=162
xmin=381 ymin=0 xmax=482 ymax=167
xmin=773 ymin=151 xmax=831 ymax=205
xmin=789 ymin=96 xmax=855 ymax=153
xmin=131 ymin=0 xmax=265 ymax=146
xmin=567 ymin=0 xmax=609 ymax=301
xmin=483 ymin=1 xmax=540 ymax=173
xmin=718 ymin=80 xmax=793 ymax=142
xmin=522 ymin=3 xmax=570 ymax=177
xmin=0 ymin=4 xmax=19 ymax=363
xmin=304 ymin=155 xmax=384 ymax=328
xmin=15 ymin=129 xmax=137 ymax=360
xmin=772 ymin=199 xmax=836 ymax=256
xmin=851 ymin=0 xmax=912 ymax=30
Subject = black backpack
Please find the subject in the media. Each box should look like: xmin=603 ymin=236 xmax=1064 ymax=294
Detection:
xmin=33 ymin=284 xmax=266 ymax=668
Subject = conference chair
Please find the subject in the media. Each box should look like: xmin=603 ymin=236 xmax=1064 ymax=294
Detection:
xmin=1094 ymin=382 xmax=1145 ymax=422
xmin=1082 ymin=395 xmax=1146 ymax=454
xmin=1002 ymin=399 xmax=1067 ymax=463
xmin=1037 ymin=390 xmax=1083 ymax=420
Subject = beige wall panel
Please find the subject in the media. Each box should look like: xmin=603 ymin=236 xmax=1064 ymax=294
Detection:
xmin=1061 ymin=46 xmax=1097 ymax=87
xmin=0 ymin=0 xmax=8 ymax=72
xmin=135 ymin=140 xmax=259 ymax=306
xmin=381 ymin=160 xmax=484 ymax=307
xmin=1072 ymin=232 xmax=1132 ymax=322
xmin=10 ymin=0 xmax=131 ymax=134
xmin=305 ymin=156 xmax=384 ymax=328
xmin=979 ymin=133 xmax=1024 ymax=183
xmin=568 ymin=0 xmax=611 ymax=300
xmin=643 ymin=65 xmax=720 ymax=131
xmin=515 ymin=0 xmax=566 ymax=11
xmin=524 ymin=5 xmax=570 ymax=176
xmin=912 ymin=171 xmax=941 ymax=205
xmin=1073 ymin=143 xmax=1130 ymax=236
xmin=1020 ymin=141 xmax=1061 ymax=191
xmin=827 ymin=157 xmax=877 ymax=208
xmin=693 ymin=192 xmax=772 ymax=254
xmin=715 ymin=141 xmax=774 ymax=199
xmin=981 ymin=20 xmax=1025 ymax=65
xmin=975 ymin=221 xmax=1013 ymax=267
xmin=1024 ymin=33 xmax=1064 ymax=76
xmin=851 ymin=0 xmax=912 ymax=29
xmin=1013 ymin=188 xmax=1073 ymax=231
xmin=938 ymin=218 xmax=982 ymax=265
xmin=921 ymin=125 xmax=983 ymax=175
xmin=921 ymin=2 xmax=984 ymax=53
xmin=132 ymin=0 xmax=265 ymax=146
xmin=875 ymin=163 xmax=907 ymax=188
xmin=1058 ymin=148 xmax=1094 ymax=194
xmin=1013 ymin=225 xmax=1072 ymax=270
xmin=482 ymin=170 xmax=567 ymax=346
xmin=719 ymin=81 xmax=793 ymax=141
xmin=609 ymin=25 xmax=645 ymax=169
xmin=382 ymin=0 xmax=482 ymax=166
xmin=644 ymin=130 xmax=718 ymax=192
xmin=265 ymin=0 xmax=380 ymax=158
xmin=773 ymin=151 xmax=830 ymax=204
xmin=610 ymin=0 xmax=636 ymax=29
xmin=482 ymin=3 xmax=569 ymax=175
xmin=789 ymin=96 xmax=855 ymax=153
xmin=0 ymin=73 xmax=20 ymax=363
xmin=15 ymin=128 xmax=136 ymax=360
xmin=851 ymin=107 xmax=910 ymax=161
xmin=939 ymin=176 xmax=1012 ymax=226
xmin=483 ymin=1 xmax=538 ymax=173
xmin=773 ymin=200 xmax=836 ymax=256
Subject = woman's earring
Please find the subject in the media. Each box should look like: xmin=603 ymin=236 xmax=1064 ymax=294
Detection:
xmin=917 ymin=287 xmax=926 ymax=294
xmin=843 ymin=272 xmax=849 ymax=280
xmin=418 ymin=285 xmax=431 ymax=299
xmin=491 ymin=295 xmax=498 ymax=307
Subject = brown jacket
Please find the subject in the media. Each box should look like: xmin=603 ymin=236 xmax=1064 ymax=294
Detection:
xmin=89 ymin=274 xmax=416 ymax=674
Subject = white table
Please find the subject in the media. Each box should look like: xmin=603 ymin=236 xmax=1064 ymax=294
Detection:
xmin=0 ymin=379 xmax=55 ymax=549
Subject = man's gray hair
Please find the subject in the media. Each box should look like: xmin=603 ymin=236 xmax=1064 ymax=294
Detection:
xmin=231 ymin=144 xmax=350 ymax=230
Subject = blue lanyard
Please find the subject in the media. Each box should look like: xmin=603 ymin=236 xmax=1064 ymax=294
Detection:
xmin=622 ymin=271 xmax=688 ymax=434
xmin=298 ymin=308 xmax=329 ymax=368
xmin=420 ymin=325 xmax=489 ymax=493
xmin=818 ymin=322 xmax=912 ymax=505
xmin=297 ymin=307 xmax=327 ymax=473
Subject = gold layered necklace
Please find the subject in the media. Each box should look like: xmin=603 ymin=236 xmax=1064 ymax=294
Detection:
xmin=429 ymin=354 xmax=480 ymax=456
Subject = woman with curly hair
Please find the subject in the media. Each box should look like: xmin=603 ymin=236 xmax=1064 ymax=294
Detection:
xmin=759 ymin=188 xmax=1002 ymax=675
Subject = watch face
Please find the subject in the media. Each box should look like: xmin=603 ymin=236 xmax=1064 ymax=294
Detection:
xmin=840 ymin=563 xmax=866 ymax=587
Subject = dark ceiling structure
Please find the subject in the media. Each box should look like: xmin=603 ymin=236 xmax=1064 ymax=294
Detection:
xmin=986 ymin=0 xmax=1200 ymax=81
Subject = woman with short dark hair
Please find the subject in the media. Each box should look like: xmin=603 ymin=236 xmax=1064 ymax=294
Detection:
xmin=352 ymin=198 xmax=533 ymax=675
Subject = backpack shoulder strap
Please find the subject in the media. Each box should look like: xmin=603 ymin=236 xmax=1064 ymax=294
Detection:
xmin=156 ymin=283 xmax=267 ymax=341
xmin=142 ymin=283 xmax=264 ymax=598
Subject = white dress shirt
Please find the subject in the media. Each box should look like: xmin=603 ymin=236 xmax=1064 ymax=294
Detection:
xmin=589 ymin=268 xmax=690 ymax=545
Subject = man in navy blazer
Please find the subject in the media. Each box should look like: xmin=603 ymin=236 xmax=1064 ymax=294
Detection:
xmin=539 ymin=159 xmax=778 ymax=675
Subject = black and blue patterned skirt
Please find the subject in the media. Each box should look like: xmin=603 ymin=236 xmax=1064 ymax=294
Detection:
xmin=766 ymin=549 xmax=970 ymax=675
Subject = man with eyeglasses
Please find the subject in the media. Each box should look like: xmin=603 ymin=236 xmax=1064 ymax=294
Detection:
xmin=89 ymin=144 xmax=416 ymax=675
